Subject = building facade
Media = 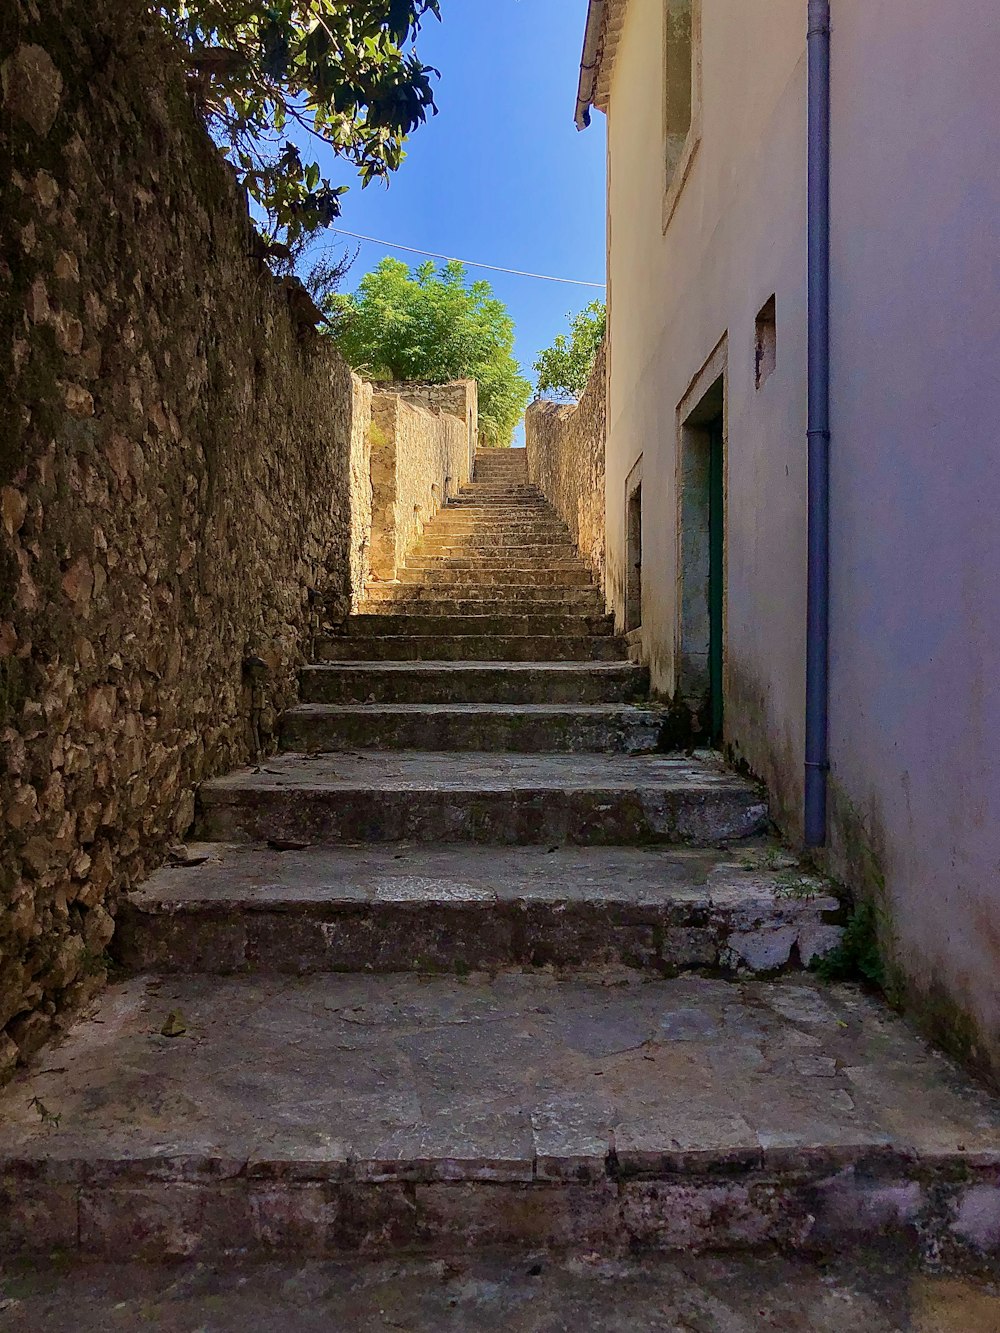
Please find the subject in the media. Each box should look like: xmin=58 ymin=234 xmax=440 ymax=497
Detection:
xmin=578 ymin=0 xmax=1000 ymax=1080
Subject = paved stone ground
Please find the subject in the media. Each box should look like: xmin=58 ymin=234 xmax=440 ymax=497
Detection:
xmin=2 ymin=1253 xmax=999 ymax=1331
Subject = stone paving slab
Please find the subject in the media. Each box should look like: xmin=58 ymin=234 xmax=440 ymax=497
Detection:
xmin=2 ymin=1253 xmax=999 ymax=1331
xmin=280 ymin=702 xmax=667 ymax=754
xmin=115 ymin=843 xmax=844 ymax=975
xmin=0 ymin=972 xmax=998 ymax=1259
xmin=195 ymin=752 xmax=769 ymax=846
xmin=300 ymin=662 xmax=648 ymax=705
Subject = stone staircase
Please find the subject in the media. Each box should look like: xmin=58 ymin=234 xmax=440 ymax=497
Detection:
xmin=334 ymin=448 xmax=623 ymax=664
xmin=0 ymin=448 xmax=997 ymax=1265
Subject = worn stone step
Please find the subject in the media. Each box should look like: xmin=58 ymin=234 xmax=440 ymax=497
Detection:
xmin=419 ymin=535 xmax=573 ymax=549
xmin=359 ymin=587 xmax=605 ymax=610
xmin=315 ymin=635 xmax=625 ymax=662
xmin=195 ymin=752 xmax=768 ymax=846
xmin=456 ymin=497 xmax=540 ymax=504
xmin=427 ymin=522 xmax=568 ymax=534
xmin=2 ymin=971 xmax=997 ymax=1260
xmin=280 ymin=702 xmax=666 ymax=754
xmin=447 ymin=505 xmax=547 ymax=513
xmin=467 ymin=485 xmax=535 ymax=494
xmin=416 ymin=541 xmax=578 ymax=558
xmin=116 ymin=843 xmax=843 ymax=977
xmin=403 ymin=558 xmax=590 ymax=575
xmin=445 ymin=495 xmax=552 ymax=503
xmin=429 ymin=517 xmax=565 ymax=530
xmin=471 ymin=471 xmax=531 ymax=483
xmin=300 ymin=662 xmax=650 ymax=705
xmin=406 ymin=544 xmax=580 ymax=558
xmin=395 ymin=568 xmax=595 ymax=587
xmin=343 ymin=614 xmax=614 ymax=636
xmin=355 ymin=600 xmax=606 ymax=621
xmin=432 ymin=513 xmax=566 ymax=525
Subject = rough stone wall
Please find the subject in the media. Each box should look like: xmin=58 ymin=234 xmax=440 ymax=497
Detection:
xmin=0 ymin=0 xmax=373 ymax=1076
xmin=368 ymin=383 xmax=475 ymax=583
xmin=348 ymin=376 xmax=374 ymax=612
xmin=395 ymin=381 xmax=478 ymax=449
xmin=525 ymin=342 xmax=607 ymax=591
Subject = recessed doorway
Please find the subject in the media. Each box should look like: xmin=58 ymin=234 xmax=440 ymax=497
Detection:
xmin=678 ymin=374 xmax=726 ymax=742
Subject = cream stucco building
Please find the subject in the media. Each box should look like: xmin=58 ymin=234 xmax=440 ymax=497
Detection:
xmin=576 ymin=0 xmax=1000 ymax=1081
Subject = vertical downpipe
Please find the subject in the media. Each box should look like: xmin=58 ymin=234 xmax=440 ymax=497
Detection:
xmin=805 ymin=0 xmax=832 ymax=846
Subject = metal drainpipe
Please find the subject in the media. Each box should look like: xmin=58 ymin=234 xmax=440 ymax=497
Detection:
xmin=805 ymin=0 xmax=832 ymax=846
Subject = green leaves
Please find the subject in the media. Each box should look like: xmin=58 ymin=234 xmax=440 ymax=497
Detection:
xmin=534 ymin=301 xmax=606 ymax=402
xmin=158 ymin=0 xmax=442 ymax=244
xmin=330 ymin=258 xmax=532 ymax=446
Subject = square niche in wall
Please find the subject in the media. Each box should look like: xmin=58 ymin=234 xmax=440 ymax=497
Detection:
xmin=755 ymin=296 xmax=777 ymax=389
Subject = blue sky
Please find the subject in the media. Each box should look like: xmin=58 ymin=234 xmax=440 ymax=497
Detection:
xmin=302 ymin=0 xmax=607 ymax=440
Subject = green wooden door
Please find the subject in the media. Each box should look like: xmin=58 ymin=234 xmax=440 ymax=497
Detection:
xmin=708 ymin=418 xmax=725 ymax=743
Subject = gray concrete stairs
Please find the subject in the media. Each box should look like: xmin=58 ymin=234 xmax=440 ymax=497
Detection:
xmin=1 ymin=447 xmax=998 ymax=1265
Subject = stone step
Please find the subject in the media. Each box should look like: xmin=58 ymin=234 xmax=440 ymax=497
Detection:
xmin=413 ymin=533 xmax=570 ymax=549
xmin=447 ymin=489 xmax=546 ymax=497
xmin=2 ymin=970 xmax=996 ymax=1260
xmin=427 ymin=519 xmax=568 ymax=531
xmin=416 ymin=541 xmax=578 ymax=558
xmin=430 ymin=515 xmax=564 ymax=528
xmin=432 ymin=512 xmax=565 ymax=524
xmin=395 ymin=568 xmax=595 ymax=587
xmin=315 ymin=635 xmax=625 ymax=662
xmin=443 ymin=496 xmax=548 ymax=506
xmin=300 ymin=662 xmax=650 ymax=705
xmin=402 ymin=554 xmax=586 ymax=570
xmin=422 ymin=534 xmax=572 ymax=548
xmin=115 ymin=844 xmax=843 ymax=976
xmin=195 ymin=752 xmax=769 ymax=846
xmin=355 ymin=600 xmax=606 ymax=621
xmin=343 ymin=614 xmax=615 ymax=636
xmin=420 ymin=533 xmax=573 ymax=547
xmin=399 ymin=569 xmax=592 ymax=585
xmin=280 ymin=702 xmax=666 ymax=754
xmin=450 ymin=498 xmax=546 ymax=508
xmin=359 ymin=588 xmax=605 ymax=610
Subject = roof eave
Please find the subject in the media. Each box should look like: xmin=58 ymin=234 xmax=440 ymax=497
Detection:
xmin=574 ymin=0 xmax=606 ymax=130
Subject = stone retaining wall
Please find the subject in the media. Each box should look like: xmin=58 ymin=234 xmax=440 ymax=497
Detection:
xmin=0 ymin=0 xmax=470 ymax=1077
xmin=525 ymin=342 xmax=607 ymax=592
xmin=368 ymin=382 xmax=476 ymax=584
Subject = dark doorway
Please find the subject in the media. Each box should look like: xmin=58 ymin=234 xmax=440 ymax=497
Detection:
xmin=678 ymin=377 xmax=725 ymax=742
xmin=707 ymin=415 xmax=725 ymax=742
xmin=625 ymin=482 xmax=642 ymax=633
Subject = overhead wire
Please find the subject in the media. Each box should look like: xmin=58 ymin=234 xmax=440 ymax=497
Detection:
xmin=317 ymin=227 xmax=606 ymax=288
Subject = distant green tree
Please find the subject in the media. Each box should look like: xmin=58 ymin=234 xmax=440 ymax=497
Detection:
xmin=157 ymin=0 xmax=441 ymax=247
xmin=329 ymin=257 xmax=532 ymax=445
xmin=533 ymin=301 xmax=606 ymax=401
